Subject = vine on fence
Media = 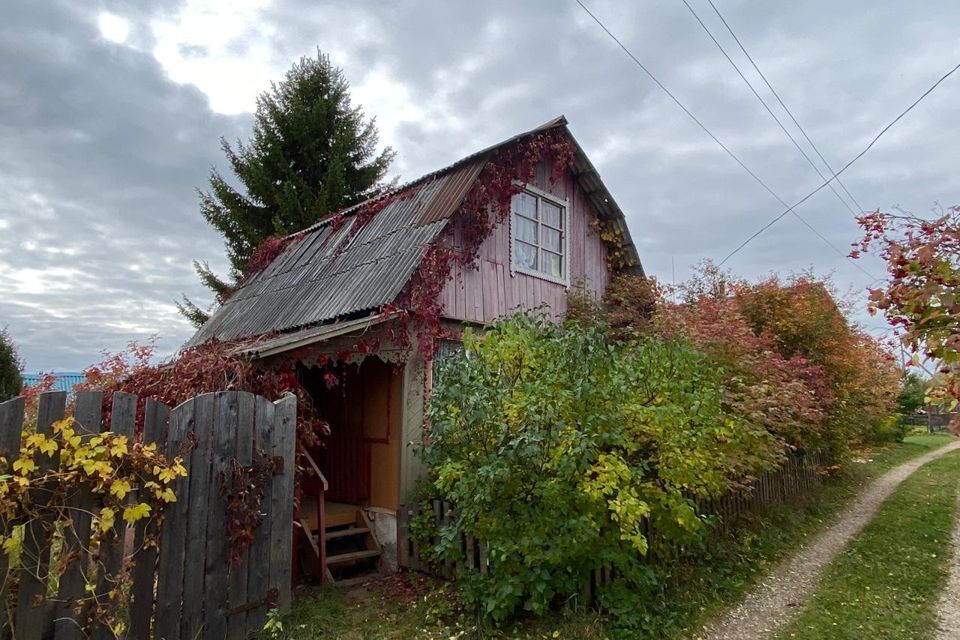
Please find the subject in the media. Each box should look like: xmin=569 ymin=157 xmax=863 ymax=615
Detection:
xmin=1 ymin=416 xmax=187 ymax=636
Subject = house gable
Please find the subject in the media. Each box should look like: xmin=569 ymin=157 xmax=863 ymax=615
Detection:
xmin=437 ymin=159 xmax=612 ymax=324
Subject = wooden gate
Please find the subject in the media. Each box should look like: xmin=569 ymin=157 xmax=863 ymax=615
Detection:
xmin=0 ymin=389 xmax=296 ymax=640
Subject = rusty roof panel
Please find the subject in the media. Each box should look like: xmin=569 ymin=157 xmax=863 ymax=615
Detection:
xmin=416 ymin=158 xmax=486 ymax=226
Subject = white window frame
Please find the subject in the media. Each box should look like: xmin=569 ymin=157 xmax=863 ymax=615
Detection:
xmin=509 ymin=184 xmax=570 ymax=287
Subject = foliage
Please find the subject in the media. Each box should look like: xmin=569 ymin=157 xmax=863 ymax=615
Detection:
xmin=898 ymin=371 xmax=927 ymax=417
xmin=0 ymin=416 xmax=186 ymax=636
xmin=419 ymin=314 xmax=775 ymax=624
xmin=180 ymin=51 xmax=395 ymax=326
xmin=854 ymin=205 xmax=960 ymax=422
xmin=0 ymin=328 xmax=22 ymax=403
xmin=76 ymin=339 xmax=326 ymax=450
xmin=733 ymin=272 xmax=902 ymax=456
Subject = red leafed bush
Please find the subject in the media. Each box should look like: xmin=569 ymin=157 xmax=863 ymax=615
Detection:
xmin=585 ymin=265 xmax=902 ymax=456
xmin=854 ymin=206 xmax=960 ymax=418
xmin=76 ymin=339 xmax=327 ymax=450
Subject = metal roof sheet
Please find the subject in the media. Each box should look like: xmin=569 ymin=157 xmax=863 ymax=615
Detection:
xmin=187 ymin=116 xmax=644 ymax=347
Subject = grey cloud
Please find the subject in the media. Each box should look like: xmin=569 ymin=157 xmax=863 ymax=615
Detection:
xmin=3 ymin=0 xmax=959 ymax=371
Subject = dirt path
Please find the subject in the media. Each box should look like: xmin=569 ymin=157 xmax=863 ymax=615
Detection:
xmin=935 ymin=491 xmax=960 ymax=640
xmin=698 ymin=440 xmax=960 ymax=640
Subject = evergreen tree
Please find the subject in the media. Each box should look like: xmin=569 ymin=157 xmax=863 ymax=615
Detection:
xmin=0 ymin=328 xmax=22 ymax=402
xmin=179 ymin=51 xmax=395 ymax=326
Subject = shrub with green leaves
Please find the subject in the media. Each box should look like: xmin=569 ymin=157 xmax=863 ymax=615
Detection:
xmin=420 ymin=314 xmax=776 ymax=624
xmin=0 ymin=328 xmax=22 ymax=402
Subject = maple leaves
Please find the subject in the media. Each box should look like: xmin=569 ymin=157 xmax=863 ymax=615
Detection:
xmin=854 ymin=205 xmax=960 ymax=418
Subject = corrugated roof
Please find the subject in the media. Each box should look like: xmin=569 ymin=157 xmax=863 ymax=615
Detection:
xmin=187 ymin=116 xmax=643 ymax=347
xmin=22 ymin=372 xmax=86 ymax=393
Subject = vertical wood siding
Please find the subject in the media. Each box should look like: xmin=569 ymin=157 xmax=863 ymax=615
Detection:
xmin=440 ymin=165 xmax=612 ymax=324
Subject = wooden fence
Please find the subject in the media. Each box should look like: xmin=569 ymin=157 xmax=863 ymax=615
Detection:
xmin=397 ymin=451 xmax=827 ymax=594
xmin=0 ymin=389 xmax=296 ymax=640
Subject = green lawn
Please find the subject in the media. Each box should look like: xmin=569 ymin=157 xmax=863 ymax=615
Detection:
xmin=775 ymin=447 xmax=960 ymax=640
xmin=262 ymin=434 xmax=957 ymax=640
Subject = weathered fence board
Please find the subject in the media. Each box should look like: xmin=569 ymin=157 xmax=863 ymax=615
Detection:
xmin=0 ymin=397 xmax=25 ymax=640
xmin=153 ymin=397 xmax=193 ymax=640
xmin=244 ymin=397 xmax=276 ymax=631
xmin=0 ymin=389 xmax=297 ymax=640
xmin=55 ymin=391 xmax=103 ymax=640
xmin=129 ymin=399 xmax=169 ymax=640
xmin=17 ymin=391 xmax=66 ymax=640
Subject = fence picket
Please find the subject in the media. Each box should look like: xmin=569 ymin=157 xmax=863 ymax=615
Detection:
xmin=226 ymin=392 xmax=255 ymax=639
xmin=0 ymin=396 xmax=25 ymax=640
xmin=16 ymin=391 xmax=66 ymax=640
xmin=268 ymin=394 xmax=296 ymax=613
xmin=154 ymin=396 xmax=194 ymax=640
xmin=90 ymin=392 xmax=137 ymax=640
xmin=181 ymin=393 xmax=215 ymax=640
xmin=55 ymin=391 xmax=103 ymax=640
xmin=245 ymin=397 xmax=276 ymax=631
xmin=202 ymin=392 xmax=239 ymax=639
xmin=129 ymin=398 xmax=170 ymax=640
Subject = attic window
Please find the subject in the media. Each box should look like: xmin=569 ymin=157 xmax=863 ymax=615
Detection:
xmin=510 ymin=187 xmax=568 ymax=285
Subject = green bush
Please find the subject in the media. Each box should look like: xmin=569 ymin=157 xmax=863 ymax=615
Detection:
xmin=0 ymin=328 xmax=22 ymax=403
xmin=419 ymin=314 xmax=776 ymax=624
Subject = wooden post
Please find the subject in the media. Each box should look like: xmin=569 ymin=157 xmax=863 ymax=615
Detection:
xmin=16 ymin=391 xmax=66 ymax=640
xmin=154 ymin=395 xmax=195 ymax=640
xmin=55 ymin=391 xmax=103 ymax=640
xmin=180 ymin=393 xmax=215 ymax=640
xmin=268 ymin=394 xmax=296 ymax=613
xmin=129 ymin=398 xmax=170 ymax=640
xmin=0 ymin=396 xmax=25 ymax=640
xmin=226 ymin=392 xmax=255 ymax=638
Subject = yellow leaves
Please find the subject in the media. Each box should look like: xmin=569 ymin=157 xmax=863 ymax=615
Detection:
xmin=12 ymin=457 xmax=36 ymax=475
xmin=109 ymin=436 xmax=128 ymax=458
xmin=25 ymin=433 xmax=57 ymax=456
xmin=159 ymin=488 xmax=177 ymax=503
xmin=156 ymin=458 xmax=187 ymax=484
xmin=109 ymin=479 xmax=132 ymax=500
xmin=99 ymin=507 xmax=116 ymax=532
xmin=122 ymin=503 xmax=150 ymax=525
xmin=1 ymin=535 xmax=19 ymax=557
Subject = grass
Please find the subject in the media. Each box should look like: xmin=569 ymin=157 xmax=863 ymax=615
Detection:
xmin=261 ymin=433 xmax=956 ymax=640
xmin=775 ymin=447 xmax=960 ymax=640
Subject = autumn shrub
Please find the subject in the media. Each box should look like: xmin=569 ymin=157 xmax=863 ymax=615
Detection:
xmin=854 ymin=205 xmax=960 ymax=423
xmin=75 ymin=339 xmax=326 ymax=449
xmin=419 ymin=313 xmax=775 ymax=625
xmin=734 ymin=274 xmax=901 ymax=455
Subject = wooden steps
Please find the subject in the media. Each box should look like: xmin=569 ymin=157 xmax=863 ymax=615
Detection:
xmin=299 ymin=501 xmax=382 ymax=584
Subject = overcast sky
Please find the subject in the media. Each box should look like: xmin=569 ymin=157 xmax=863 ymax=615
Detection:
xmin=2 ymin=0 xmax=958 ymax=371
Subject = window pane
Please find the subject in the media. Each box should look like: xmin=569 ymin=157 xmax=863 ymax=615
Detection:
xmin=541 ymin=201 xmax=562 ymax=228
xmin=542 ymin=227 xmax=562 ymax=252
xmin=515 ymin=241 xmax=538 ymax=270
xmin=515 ymin=215 xmax=537 ymax=243
xmin=512 ymin=192 xmax=537 ymax=219
xmin=543 ymin=251 xmax=563 ymax=277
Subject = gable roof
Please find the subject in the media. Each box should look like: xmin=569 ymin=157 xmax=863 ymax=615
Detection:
xmin=186 ymin=116 xmax=643 ymax=348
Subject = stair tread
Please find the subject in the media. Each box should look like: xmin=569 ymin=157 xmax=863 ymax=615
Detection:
xmin=326 ymin=549 xmax=381 ymax=565
xmin=325 ymin=527 xmax=370 ymax=540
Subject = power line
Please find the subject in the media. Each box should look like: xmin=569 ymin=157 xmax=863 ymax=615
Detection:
xmin=680 ymin=0 xmax=860 ymax=219
xmin=706 ymin=0 xmax=865 ymax=215
xmin=575 ymin=0 xmax=873 ymax=278
xmin=717 ymin=59 xmax=960 ymax=266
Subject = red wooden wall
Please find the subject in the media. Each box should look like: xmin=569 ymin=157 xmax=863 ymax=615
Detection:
xmin=438 ymin=163 xmax=611 ymax=324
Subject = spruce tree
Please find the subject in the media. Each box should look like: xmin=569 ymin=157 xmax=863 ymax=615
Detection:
xmin=179 ymin=51 xmax=395 ymax=327
xmin=0 ymin=328 xmax=22 ymax=402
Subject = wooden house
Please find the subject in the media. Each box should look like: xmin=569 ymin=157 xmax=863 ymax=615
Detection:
xmin=187 ymin=116 xmax=643 ymax=582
